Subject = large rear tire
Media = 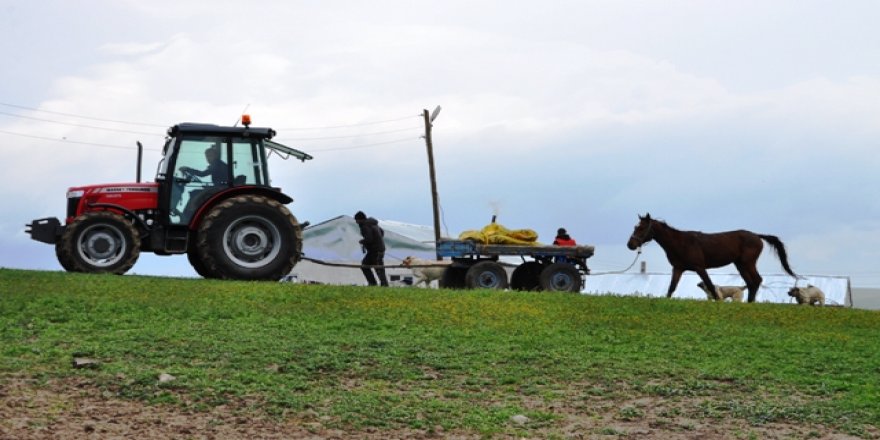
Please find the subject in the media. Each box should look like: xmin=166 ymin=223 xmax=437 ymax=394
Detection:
xmin=539 ymin=262 xmax=582 ymax=292
xmin=510 ymin=262 xmax=543 ymax=291
xmin=465 ymin=261 xmax=508 ymax=290
xmin=59 ymin=211 xmax=140 ymax=275
xmin=187 ymin=245 xmax=216 ymax=278
xmin=196 ymin=195 xmax=301 ymax=281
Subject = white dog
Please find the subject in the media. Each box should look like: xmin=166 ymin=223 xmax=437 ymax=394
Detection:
xmin=788 ymin=285 xmax=825 ymax=306
xmin=401 ymin=256 xmax=451 ymax=288
xmin=696 ymin=281 xmax=746 ymax=302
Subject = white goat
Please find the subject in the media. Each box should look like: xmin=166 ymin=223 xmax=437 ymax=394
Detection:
xmin=788 ymin=285 xmax=825 ymax=306
xmin=696 ymin=281 xmax=746 ymax=302
xmin=401 ymin=256 xmax=451 ymax=288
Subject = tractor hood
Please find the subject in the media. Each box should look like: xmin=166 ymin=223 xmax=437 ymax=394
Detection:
xmin=66 ymin=182 xmax=159 ymax=199
xmin=65 ymin=182 xmax=159 ymax=222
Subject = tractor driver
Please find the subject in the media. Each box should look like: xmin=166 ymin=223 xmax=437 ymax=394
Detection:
xmin=179 ymin=145 xmax=229 ymax=185
xmin=171 ymin=145 xmax=229 ymax=222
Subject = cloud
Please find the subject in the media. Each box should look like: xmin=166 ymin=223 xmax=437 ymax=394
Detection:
xmin=2 ymin=1 xmax=880 ymax=286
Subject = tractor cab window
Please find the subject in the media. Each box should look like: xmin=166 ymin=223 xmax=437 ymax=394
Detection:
xmin=169 ymin=136 xmax=230 ymax=225
xmin=231 ymin=139 xmax=268 ymax=186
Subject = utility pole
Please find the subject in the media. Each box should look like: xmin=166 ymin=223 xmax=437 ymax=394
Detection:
xmin=423 ymin=106 xmax=442 ymax=259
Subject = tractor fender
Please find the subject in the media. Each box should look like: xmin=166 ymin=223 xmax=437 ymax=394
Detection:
xmin=188 ymin=186 xmax=294 ymax=230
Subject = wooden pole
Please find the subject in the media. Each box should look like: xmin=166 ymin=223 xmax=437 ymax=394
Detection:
xmin=423 ymin=109 xmax=442 ymax=260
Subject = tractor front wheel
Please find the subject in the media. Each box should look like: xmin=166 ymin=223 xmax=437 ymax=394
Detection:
xmin=59 ymin=211 xmax=140 ymax=274
xmin=195 ymin=195 xmax=301 ymax=281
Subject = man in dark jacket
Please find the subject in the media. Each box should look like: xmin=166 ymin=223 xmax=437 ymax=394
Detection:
xmin=354 ymin=211 xmax=389 ymax=286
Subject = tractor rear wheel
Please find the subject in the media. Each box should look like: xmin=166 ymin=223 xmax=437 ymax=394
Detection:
xmin=195 ymin=195 xmax=301 ymax=281
xmin=465 ymin=261 xmax=508 ymax=290
xmin=187 ymin=246 xmax=216 ymax=278
xmin=59 ymin=211 xmax=140 ymax=274
xmin=539 ymin=262 xmax=582 ymax=292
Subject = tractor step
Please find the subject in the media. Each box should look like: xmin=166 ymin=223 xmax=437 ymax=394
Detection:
xmin=163 ymin=227 xmax=189 ymax=253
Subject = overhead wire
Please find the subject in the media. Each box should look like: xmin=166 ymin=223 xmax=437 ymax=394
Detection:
xmin=279 ymin=114 xmax=420 ymax=131
xmin=0 ymin=110 xmax=162 ymax=136
xmin=282 ymin=126 xmax=421 ymax=141
xmin=0 ymin=101 xmax=425 ymax=153
xmin=0 ymin=129 xmax=161 ymax=151
xmin=0 ymin=102 xmax=167 ymax=127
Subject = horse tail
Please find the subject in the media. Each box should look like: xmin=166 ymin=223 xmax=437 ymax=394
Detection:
xmin=759 ymin=234 xmax=797 ymax=278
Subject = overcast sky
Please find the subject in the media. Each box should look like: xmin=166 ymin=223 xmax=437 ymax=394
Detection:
xmin=2 ymin=1 xmax=879 ymax=286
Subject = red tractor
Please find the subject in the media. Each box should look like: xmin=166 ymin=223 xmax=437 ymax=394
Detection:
xmin=26 ymin=118 xmax=312 ymax=281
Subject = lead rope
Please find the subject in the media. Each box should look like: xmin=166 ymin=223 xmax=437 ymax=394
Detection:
xmin=588 ymin=247 xmax=643 ymax=275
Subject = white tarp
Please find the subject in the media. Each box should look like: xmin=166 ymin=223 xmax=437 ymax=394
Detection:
xmin=290 ymin=215 xmax=437 ymax=285
xmin=583 ymin=272 xmax=852 ymax=307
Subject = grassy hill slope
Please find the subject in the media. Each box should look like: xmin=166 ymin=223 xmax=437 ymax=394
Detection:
xmin=1 ymin=269 xmax=878 ymax=438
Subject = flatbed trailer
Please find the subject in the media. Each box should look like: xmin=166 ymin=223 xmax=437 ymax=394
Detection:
xmin=435 ymin=239 xmax=595 ymax=292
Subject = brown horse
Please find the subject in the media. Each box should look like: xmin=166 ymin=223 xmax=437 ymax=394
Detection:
xmin=626 ymin=213 xmax=797 ymax=303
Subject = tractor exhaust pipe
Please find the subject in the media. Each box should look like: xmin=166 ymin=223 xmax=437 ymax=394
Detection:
xmin=136 ymin=141 xmax=143 ymax=183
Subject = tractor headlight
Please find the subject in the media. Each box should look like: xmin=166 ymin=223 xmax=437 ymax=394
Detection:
xmin=67 ymin=190 xmax=85 ymax=198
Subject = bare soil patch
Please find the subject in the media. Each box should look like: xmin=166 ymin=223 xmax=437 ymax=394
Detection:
xmin=0 ymin=376 xmax=873 ymax=439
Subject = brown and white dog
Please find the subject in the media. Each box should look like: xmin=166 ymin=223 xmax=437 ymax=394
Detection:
xmin=401 ymin=256 xmax=452 ymax=288
xmin=696 ymin=281 xmax=746 ymax=302
xmin=788 ymin=285 xmax=825 ymax=306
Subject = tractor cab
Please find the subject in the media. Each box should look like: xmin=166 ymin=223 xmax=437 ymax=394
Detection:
xmin=156 ymin=123 xmax=312 ymax=226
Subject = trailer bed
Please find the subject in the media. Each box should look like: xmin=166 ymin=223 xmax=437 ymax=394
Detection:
xmin=436 ymin=239 xmax=595 ymax=259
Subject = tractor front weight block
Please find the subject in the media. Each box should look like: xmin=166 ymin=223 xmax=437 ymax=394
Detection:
xmin=27 ymin=217 xmax=63 ymax=244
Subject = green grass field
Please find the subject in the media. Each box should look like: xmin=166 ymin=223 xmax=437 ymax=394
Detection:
xmin=1 ymin=268 xmax=878 ymax=437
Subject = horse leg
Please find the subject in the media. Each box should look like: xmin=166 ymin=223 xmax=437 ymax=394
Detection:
xmin=736 ymin=262 xmax=762 ymax=303
xmin=667 ymin=267 xmax=684 ymax=298
xmin=695 ymin=269 xmax=719 ymax=301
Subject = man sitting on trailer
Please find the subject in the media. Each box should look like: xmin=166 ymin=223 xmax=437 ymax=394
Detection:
xmin=553 ymin=228 xmax=577 ymax=246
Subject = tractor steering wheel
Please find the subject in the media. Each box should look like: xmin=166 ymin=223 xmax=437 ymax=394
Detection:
xmin=178 ymin=167 xmax=203 ymax=183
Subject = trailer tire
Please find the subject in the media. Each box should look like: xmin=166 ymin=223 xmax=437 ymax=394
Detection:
xmin=465 ymin=261 xmax=508 ymax=290
xmin=60 ymin=211 xmax=140 ymax=275
xmin=539 ymin=262 xmax=582 ymax=292
xmin=510 ymin=262 xmax=543 ymax=291
xmin=439 ymin=266 xmax=467 ymax=289
xmin=196 ymin=195 xmax=301 ymax=281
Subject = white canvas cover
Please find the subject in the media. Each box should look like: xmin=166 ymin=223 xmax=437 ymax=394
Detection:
xmin=583 ymin=273 xmax=852 ymax=307
xmin=290 ymin=215 xmax=438 ymax=285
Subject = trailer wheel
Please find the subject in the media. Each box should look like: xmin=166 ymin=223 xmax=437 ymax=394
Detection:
xmin=510 ymin=262 xmax=543 ymax=291
xmin=60 ymin=211 xmax=140 ymax=274
xmin=439 ymin=266 xmax=467 ymax=289
xmin=196 ymin=195 xmax=301 ymax=281
xmin=465 ymin=261 xmax=508 ymax=290
xmin=539 ymin=262 xmax=582 ymax=292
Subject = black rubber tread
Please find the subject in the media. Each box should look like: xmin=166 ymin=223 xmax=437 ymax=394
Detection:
xmin=464 ymin=261 xmax=509 ymax=290
xmin=439 ymin=266 xmax=467 ymax=289
xmin=59 ymin=211 xmax=141 ymax=275
xmin=510 ymin=261 xmax=543 ymax=291
xmin=55 ymin=241 xmax=79 ymax=272
xmin=187 ymin=244 xmax=216 ymax=278
xmin=539 ymin=262 xmax=582 ymax=292
xmin=195 ymin=195 xmax=301 ymax=281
